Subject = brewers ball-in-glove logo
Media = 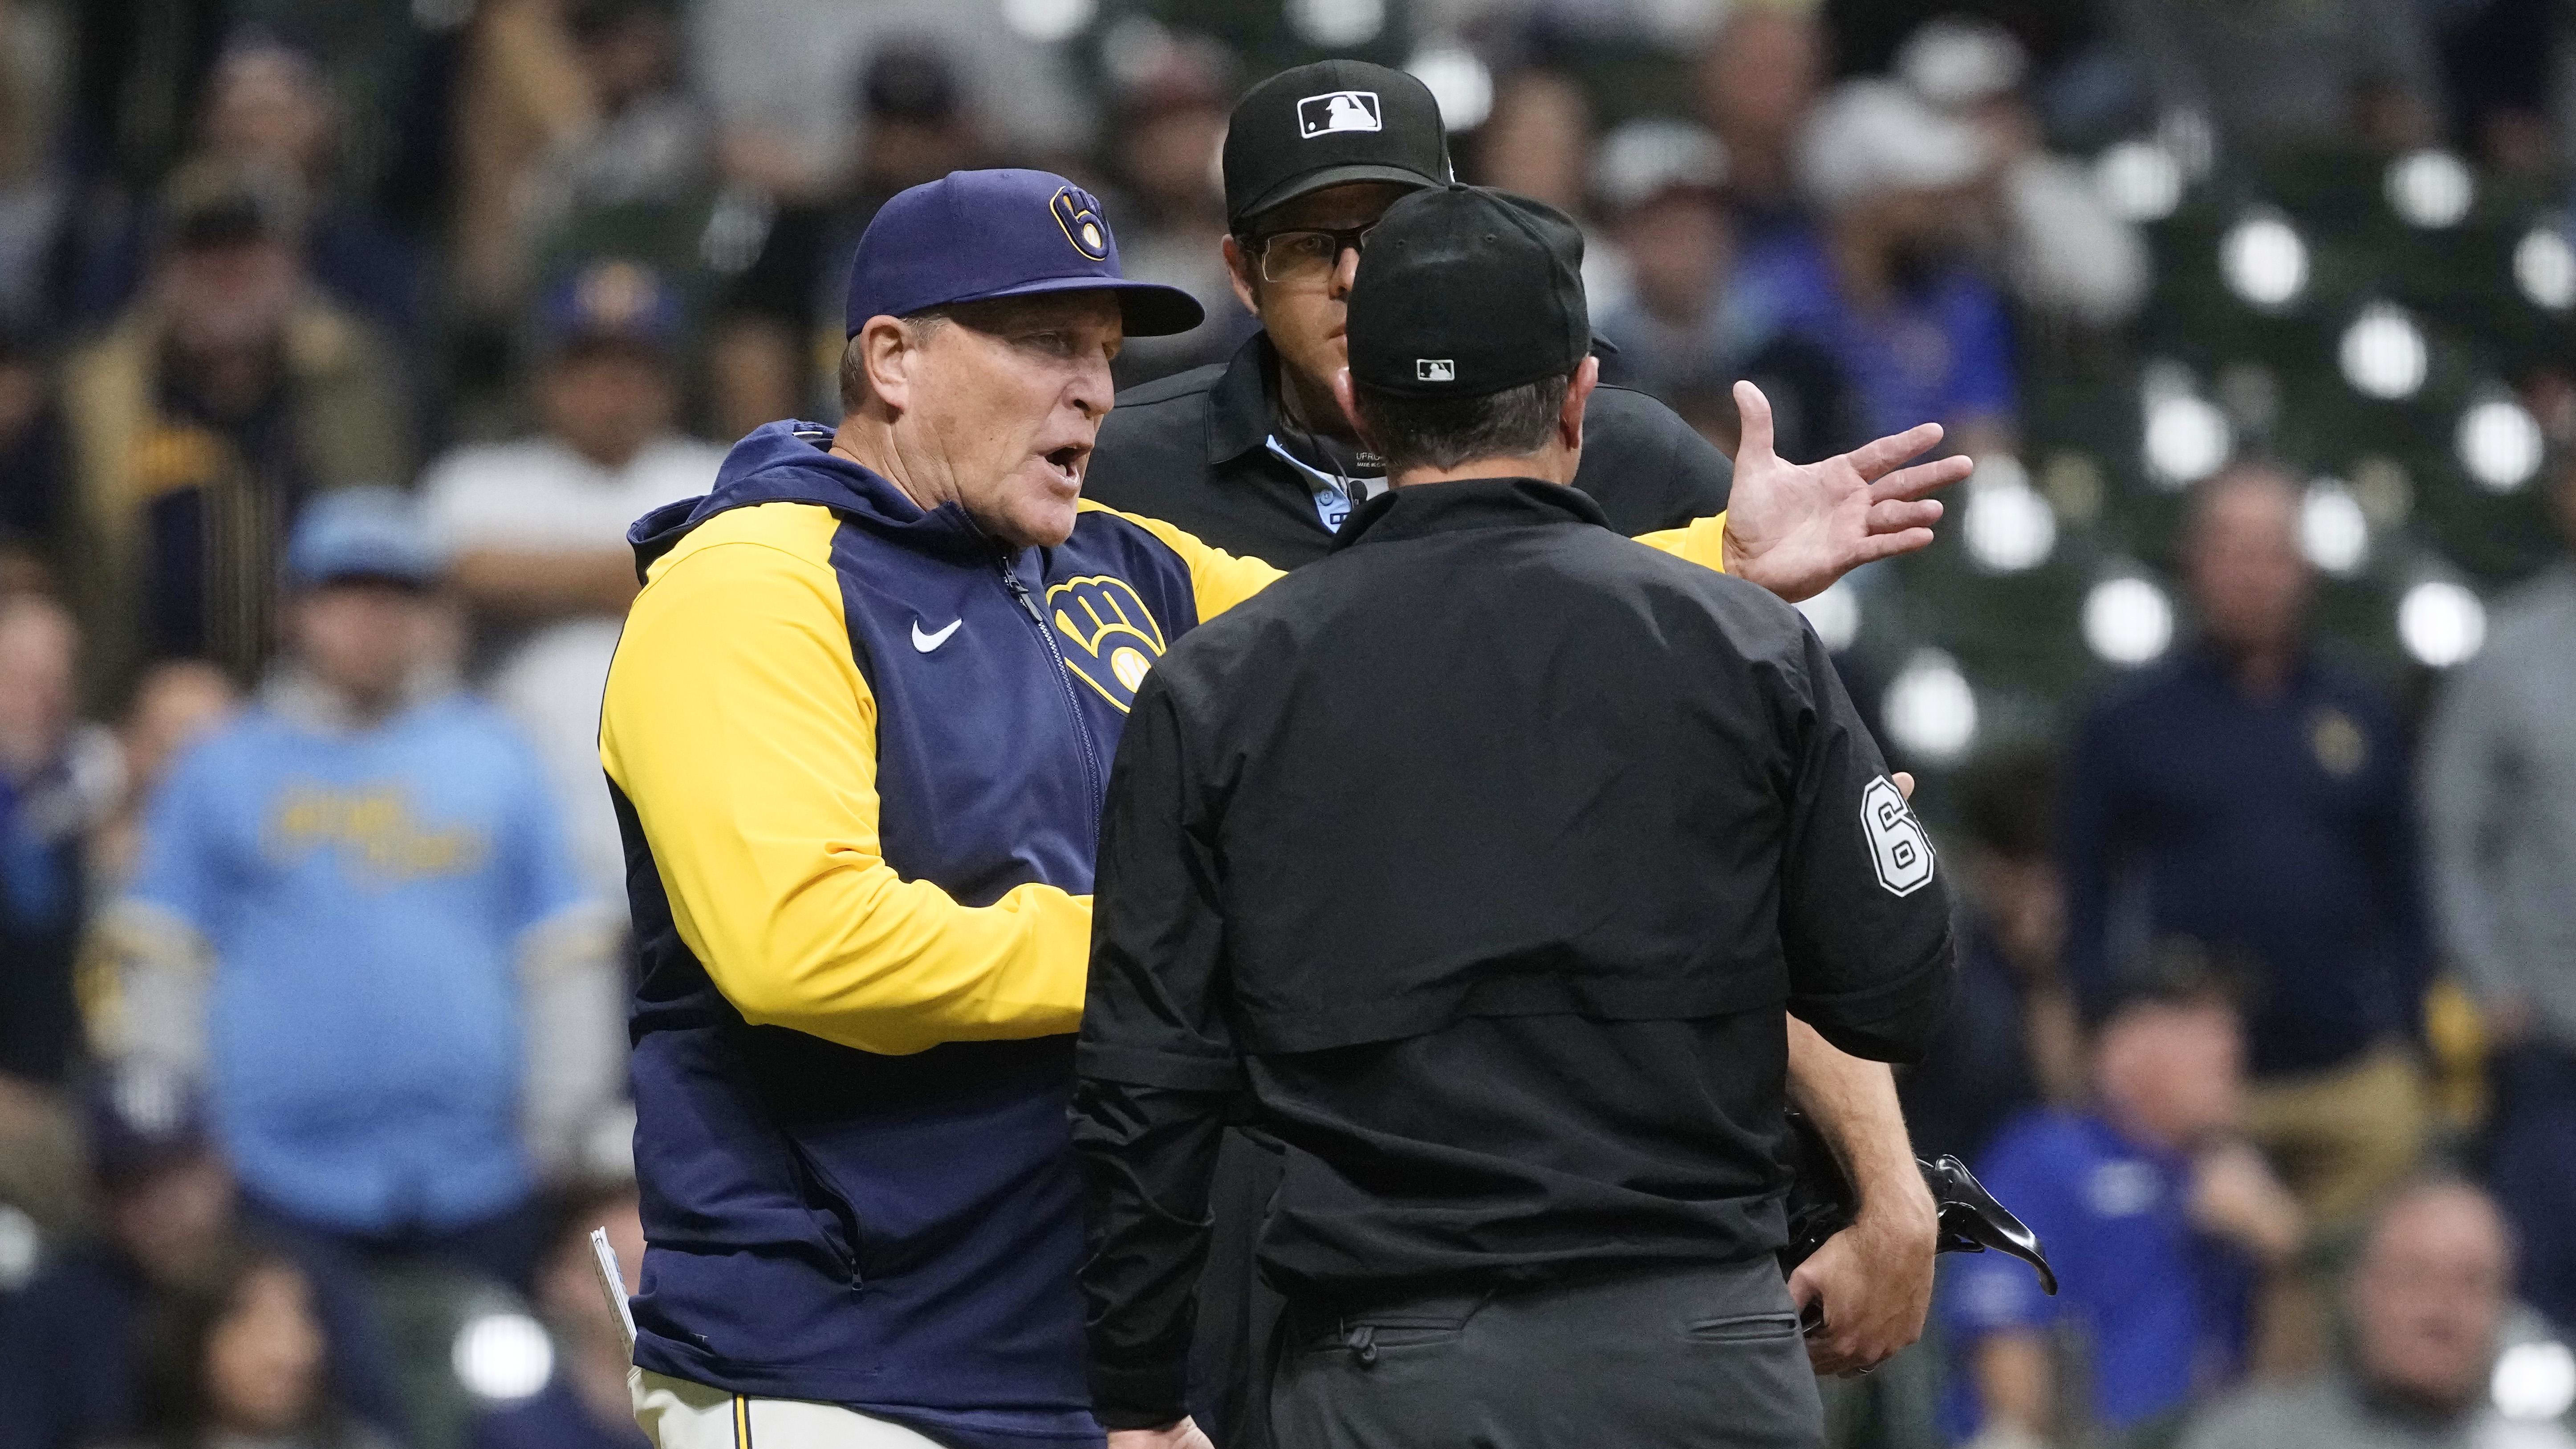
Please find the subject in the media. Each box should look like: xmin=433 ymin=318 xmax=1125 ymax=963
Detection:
xmin=1050 ymin=186 xmax=1110 ymax=262
xmin=1861 ymin=776 xmax=1937 ymax=896
xmin=1047 ymin=575 xmax=1165 ymax=711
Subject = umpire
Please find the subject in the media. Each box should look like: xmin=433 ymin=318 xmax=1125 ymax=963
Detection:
xmin=1091 ymin=59 xmax=1971 ymax=1445
xmin=1073 ymin=185 xmax=1956 ymax=1449
xmin=1084 ymin=58 xmax=1726 ymax=557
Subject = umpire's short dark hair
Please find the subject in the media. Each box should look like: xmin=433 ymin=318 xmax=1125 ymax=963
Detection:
xmin=1351 ymin=371 xmax=1571 ymax=474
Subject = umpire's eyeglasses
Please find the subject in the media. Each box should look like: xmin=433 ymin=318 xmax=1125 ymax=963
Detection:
xmin=1251 ymin=224 xmax=1378 ymax=284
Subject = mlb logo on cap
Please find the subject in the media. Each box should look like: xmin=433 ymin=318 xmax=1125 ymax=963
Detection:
xmin=1298 ymin=90 xmax=1382 ymax=138
xmin=1348 ymin=186 xmax=1595 ymax=399
xmin=1224 ymin=62 xmax=1448 ymax=223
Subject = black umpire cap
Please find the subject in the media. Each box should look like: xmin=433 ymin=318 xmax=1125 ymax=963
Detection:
xmin=1222 ymin=59 xmax=1450 ymax=228
xmin=1347 ymin=185 xmax=1591 ymax=399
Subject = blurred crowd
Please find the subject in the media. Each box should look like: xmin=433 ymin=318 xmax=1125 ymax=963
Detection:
xmin=1 ymin=1 xmax=2575 ymax=1449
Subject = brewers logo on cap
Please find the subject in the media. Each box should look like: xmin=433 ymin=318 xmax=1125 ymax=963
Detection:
xmin=1298 ymin=90 xmax=1382 ymax=138
xmin=1050 ymin=186 xmax=1110 ymax=261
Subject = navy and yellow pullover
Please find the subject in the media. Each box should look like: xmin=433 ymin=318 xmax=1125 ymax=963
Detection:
xmin=597 ymin=421 xmax=1729 ymax=1447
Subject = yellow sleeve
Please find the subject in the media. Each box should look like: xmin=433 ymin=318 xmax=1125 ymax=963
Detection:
xmin=1079 ymin=501 xmax=1286 ymax=619
xmin=1633 ymin=509 xmax=1729 ymax=572
xmin=600 ymin=529 xmax=1091 ymax=1055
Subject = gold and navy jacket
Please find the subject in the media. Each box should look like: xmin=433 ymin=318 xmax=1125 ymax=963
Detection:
xmin=597 ymin=421 xmax=1730 ymax=1445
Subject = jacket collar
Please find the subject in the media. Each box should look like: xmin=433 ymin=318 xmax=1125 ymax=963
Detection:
xmin=1205 ymin=330 xmax=1280 ymax=467
xmin=628 ymin=420 xmax=993 ymax=578
xmin=1330 ymin=476 xmax=1608 ymax=552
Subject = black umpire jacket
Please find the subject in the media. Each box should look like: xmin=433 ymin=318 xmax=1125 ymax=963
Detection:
xmin=1084 ymin=332 xmax=1733 ymax=566
xmin=1081 ymin=328 xmax=1740 ymax=1445
xmin=1072 ymin=478 xmax=1957 ymax=1429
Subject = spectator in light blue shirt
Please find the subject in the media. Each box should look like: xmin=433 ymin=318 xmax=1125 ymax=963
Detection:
xmin=90 ymin=488 xmax=626 ymax=1289
xmin=1943 ymin=975 xmax=2305 ymax=1447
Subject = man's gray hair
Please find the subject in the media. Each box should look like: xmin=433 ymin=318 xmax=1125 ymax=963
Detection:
xmin=1351 ymin=372 xmax=1572 ymax=474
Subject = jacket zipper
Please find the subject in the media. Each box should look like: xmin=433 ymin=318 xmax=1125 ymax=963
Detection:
xmin=996 ymin=552 xmax=1106 ymax=830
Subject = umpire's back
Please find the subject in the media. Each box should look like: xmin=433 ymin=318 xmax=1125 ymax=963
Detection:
xmin=1142 ymin=472 xmax=1954 ymax=1298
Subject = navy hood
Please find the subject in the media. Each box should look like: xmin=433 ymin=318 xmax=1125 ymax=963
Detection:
xmin=627 ymin=420 xmax=992 ymax=580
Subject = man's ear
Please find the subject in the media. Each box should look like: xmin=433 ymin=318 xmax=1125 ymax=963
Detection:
xmin=1560 ymin=354 xmax=1600 ymax=454
xmin=1220 ymin=235 xmax=1262 ymax=319
xmin=859 ymin=315 xmax=919 ymax=415
xmin=1328 ymin=366 xmax=1378 ymax=452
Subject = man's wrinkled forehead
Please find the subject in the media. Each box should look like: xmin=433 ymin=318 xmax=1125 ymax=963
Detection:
xmin=1243 ymin=180 xmax=1416 ymax=236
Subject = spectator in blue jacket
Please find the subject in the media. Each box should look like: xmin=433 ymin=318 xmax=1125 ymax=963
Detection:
xmin=2061 ymin=462 xmax=2432 ymax=1229
xmin=88 ymin=489 xmax=626 ymax=1292
xmin=1943 ymin=975 xmax=2304 ymax=1448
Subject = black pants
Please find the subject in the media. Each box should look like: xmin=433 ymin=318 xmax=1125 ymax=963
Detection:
xmin=1267 ymin=1258 xmax=1824 ymax=1449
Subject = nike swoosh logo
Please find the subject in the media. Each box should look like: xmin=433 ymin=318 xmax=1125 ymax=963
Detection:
xmin=912 ymin=618 xmax=963 ymax=653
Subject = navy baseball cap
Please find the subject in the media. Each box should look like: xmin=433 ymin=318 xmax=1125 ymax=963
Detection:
xmin=843 ymin=169 xmax=1204 ymax=339
xmin=286 ymin=486 xmax=443 ymax=589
